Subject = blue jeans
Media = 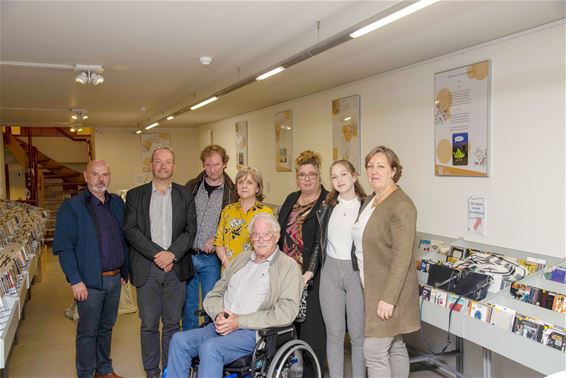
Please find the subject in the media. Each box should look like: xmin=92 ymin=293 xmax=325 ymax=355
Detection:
xmin=167 ymin=323 xmax=256 ymax=378
xmin=76 ymin=274 xmax=121 ymax=378
xmin=182 ymin=253 xmax=221 ymax=330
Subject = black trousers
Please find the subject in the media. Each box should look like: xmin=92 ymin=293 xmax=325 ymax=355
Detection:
xmin=296 ymin=271 xmax=327 ymax=377
xmin=136 ymin=263 xmax=186 ymax=377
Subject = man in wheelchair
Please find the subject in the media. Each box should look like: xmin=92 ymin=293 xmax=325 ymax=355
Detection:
xmin=167 ymin=213 xmax=303 ymax=378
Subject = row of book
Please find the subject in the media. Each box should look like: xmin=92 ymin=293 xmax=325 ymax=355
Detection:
xmin=510 ymin=282 xmax=566 ymax=314
xmin=543 ymin=265 xmax=566 ymax=284
xmin=420 ymin=284 xmax=566 ymax=352
xmin=0 ymin=201 xmax=47 ymax=321
xmin=417 ymin=238 xmax=546 ymax=294
xmin=0 ymin=200 xmax=47 ymax=248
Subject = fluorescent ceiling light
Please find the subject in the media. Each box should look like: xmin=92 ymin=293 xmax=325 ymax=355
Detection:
xmin=136 ymin=130 xmax=142 ymax=134
xmin=344 ymin=117 xmax=351 ymax=121
xmin=350 ymin=0 xmax=439 ymax=39
xmin=190 ymin=97 xmax=218 ymax=110
xmin=256 ymin=66 xmax=285 ymax=81
xmin=166 ymin=116 xmax=175 ymax=121
xmin=145 ymin=122 xmax=159 ymax=130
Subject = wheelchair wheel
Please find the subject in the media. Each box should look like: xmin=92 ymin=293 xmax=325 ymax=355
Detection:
xmin=265 ymin=339 xmax=321 ymax=378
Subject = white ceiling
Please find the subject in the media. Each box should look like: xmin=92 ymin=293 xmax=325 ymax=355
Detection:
xmin=0 ymin=1 xmax=564 ymax=130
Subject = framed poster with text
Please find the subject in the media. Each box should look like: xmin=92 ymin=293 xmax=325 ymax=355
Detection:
xmin=434 ymin=60 xmax=490 ymax=176
xmin=332 ymin=95 xmax=361 ymax=172
xmin=235 ymin=120 xmax=248 ymax=168
xmin=274 ymin=110 xmax=293 ymax=172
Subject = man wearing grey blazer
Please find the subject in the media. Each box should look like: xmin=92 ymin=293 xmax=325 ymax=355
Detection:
xmin=124 ymin=147 xmax=197 ymax=378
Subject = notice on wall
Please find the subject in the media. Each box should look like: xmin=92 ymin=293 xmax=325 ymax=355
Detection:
xmin=434 ymin=60 xmax=490 ymax=176
xmin=468 ymin=196 xmax=486 ymax=236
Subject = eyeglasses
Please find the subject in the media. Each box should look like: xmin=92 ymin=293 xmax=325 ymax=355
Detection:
xmin=296 ymin=172 xmax=318 ymax=181
xmin=250 ymin=232 xmax=275 ymax=241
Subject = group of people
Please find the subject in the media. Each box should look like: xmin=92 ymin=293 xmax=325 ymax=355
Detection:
xmin=53 ymin=143 xmax=421 ymax=378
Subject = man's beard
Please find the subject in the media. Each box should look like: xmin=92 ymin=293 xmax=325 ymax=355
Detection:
xmin=91 ymin=185 xmax=107 ymax=193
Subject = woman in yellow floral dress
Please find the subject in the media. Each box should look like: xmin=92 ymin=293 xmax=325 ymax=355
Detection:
xmin=214 ymin=166 xmax=273 ymax=267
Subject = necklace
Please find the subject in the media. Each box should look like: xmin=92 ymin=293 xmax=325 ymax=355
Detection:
xmin=338 ymin=196 xmax=359 ymax=216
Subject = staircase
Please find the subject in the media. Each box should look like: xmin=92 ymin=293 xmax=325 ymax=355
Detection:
xmin=4 ymin=131 xmax=86 ymax=243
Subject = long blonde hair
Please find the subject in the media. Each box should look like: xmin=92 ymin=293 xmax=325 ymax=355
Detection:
xmin=325 ymin=160 xmax=366 ymax=206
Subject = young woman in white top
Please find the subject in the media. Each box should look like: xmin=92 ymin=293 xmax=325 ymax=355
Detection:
xmin=316 ymin=160 xmax=367 ymax=377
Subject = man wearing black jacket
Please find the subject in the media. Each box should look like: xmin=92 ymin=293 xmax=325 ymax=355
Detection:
xmin=182 ymin=145 xmax=236 ymax=330
xmin=124 ymin=147 xmax=196 ymax=378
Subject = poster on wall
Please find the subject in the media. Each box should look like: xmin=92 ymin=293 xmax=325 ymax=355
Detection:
xmin=434 ymin=60 xmax=490 ymax=176
xmin=235 ymin=120 xmax=248 ymax=168
xmin=332 ymin=95 xmax=361 ymax=172
xmin=274 ymin=110 xmax=293 ymax=172
xmin=141 ymin=133 xmax=171 ymax=172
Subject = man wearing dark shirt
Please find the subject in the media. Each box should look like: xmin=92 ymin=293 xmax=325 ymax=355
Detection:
xmin=53 ymin=160 xmax=128 ymax=378
xmin=183 ymin=145 xmax=236 ymax=330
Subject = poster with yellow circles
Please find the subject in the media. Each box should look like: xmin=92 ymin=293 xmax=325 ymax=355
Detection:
xmin=434 ymin=61 xmax=490 ymax=176
xmin=332 ymin=95 xmax=361 ymax=172
xmin=141 ymin=133 xmax=171 ymax=172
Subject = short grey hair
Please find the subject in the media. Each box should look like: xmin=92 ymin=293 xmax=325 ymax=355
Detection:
xmin=248 ymin=213 xmax=281 ymax=236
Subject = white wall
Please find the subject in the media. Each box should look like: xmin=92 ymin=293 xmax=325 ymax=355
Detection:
xmin=200 ymin=23 xmax=565 ymax=259
xmin=22 ymin=137 xmax=89 ymax=163
xmin=7 ymin=163 xmax=26 ymax=200
xmin=94 ymin=128 xmax=202 ymax=193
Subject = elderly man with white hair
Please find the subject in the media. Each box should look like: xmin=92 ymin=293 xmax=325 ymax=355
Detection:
xmin=166 ymin=213 xmax=303 ymax=378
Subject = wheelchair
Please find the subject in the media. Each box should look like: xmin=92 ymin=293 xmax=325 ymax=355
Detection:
xmin=189 ymin=324 xmax=321 ymax=378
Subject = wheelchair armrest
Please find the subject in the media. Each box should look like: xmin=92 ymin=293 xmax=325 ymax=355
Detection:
xmin=258 ymin=325 xmax=295 ymax=338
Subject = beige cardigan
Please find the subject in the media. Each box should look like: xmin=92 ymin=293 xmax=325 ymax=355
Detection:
xmin=361 ymin=187 xmax=421 ymax=338
xmin=203 ymin=247 xmax=303 ymax=331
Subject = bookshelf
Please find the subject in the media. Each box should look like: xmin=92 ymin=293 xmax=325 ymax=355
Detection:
xmin=415 ymin=232 xmax=566 ymax=376
xmin=0 ymin=200 xmax=47 ymax=373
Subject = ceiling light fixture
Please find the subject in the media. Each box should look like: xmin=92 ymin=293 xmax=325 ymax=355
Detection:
xmin=75 ymin=71 xmax=89 ymax=85
xmin=75 ymin=69 xmax=105 ymax=86
xmin=70 ymin=126 xmax=76 ymax=132
xmin=145 ymin=122 xmax=159 ymax=130
xmin=166 ymin=116 xmax=175 ymax=121
xmin=136 ymin=130 xmax=142 ymax=134
xmin=350 ymin=0 xmax=439 ymax=38
xmin=256 ymin=66 xmax=285 ymax=81
xmin=190 ymin=97 xmax=218 ymax=110
xmin=71 ymin=109 xmax=88 ymax=121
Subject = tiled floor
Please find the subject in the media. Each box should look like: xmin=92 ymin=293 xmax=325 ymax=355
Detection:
xmin=8 ymin=252 xmax=447 ymax=378
xmin=10 ymin=252 xmax=145 ymax=378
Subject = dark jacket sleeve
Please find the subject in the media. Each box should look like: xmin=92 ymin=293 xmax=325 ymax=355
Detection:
xmin=53 ymin=200 xmax=82 ymax=285
xmin=168 ymin=186 xmax=197 ymax=260
xmin=123 ymin=188 xmax=162 ymax=260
